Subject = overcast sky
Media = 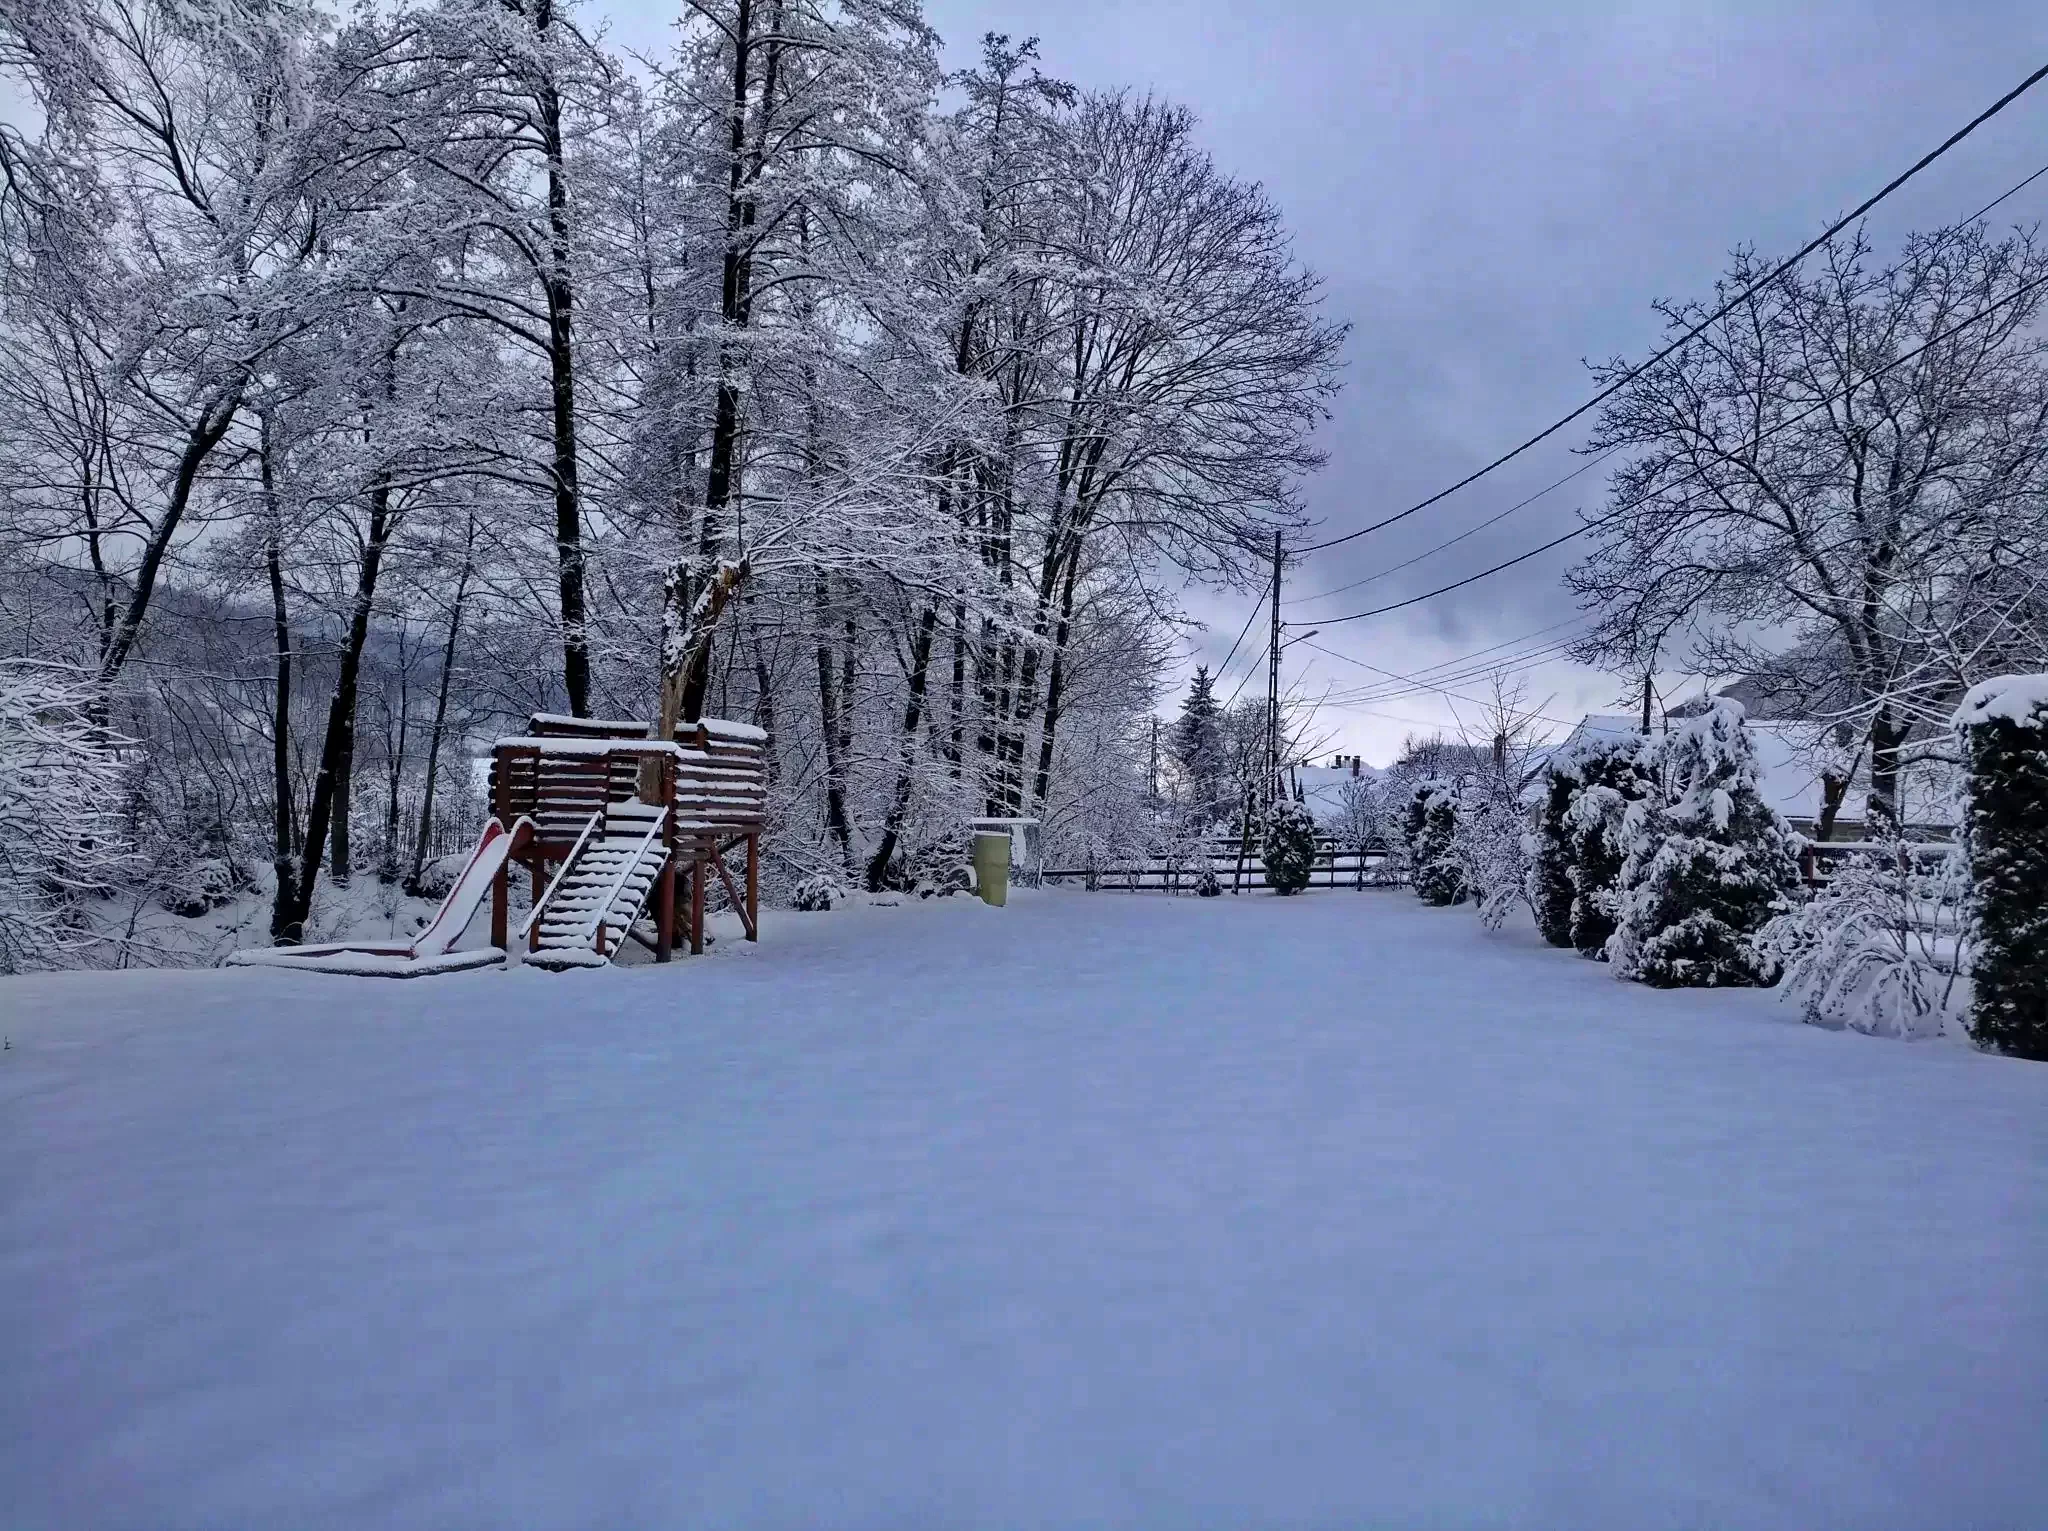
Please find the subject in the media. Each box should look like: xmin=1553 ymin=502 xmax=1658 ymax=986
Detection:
xmin=667 ymin=0 xmax=2041 ymax=764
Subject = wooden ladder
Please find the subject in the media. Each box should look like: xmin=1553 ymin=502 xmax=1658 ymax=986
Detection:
xmin=522 ymin=803 xmax=670 ymax=968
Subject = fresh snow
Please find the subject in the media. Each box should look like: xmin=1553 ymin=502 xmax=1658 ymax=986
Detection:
xmin=4 ymin=890 xmax=2044 ymax=1529
xmin=1953 ymin=671 xmax=2048 ymax=729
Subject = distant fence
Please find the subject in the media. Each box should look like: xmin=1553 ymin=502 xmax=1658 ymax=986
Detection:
xmin=1050 ymin=834 xmax=1956 ymax=896
xmin=1798 ymin=838 xmax=1953 ymax=887
xmin=1045 ymin=837 xmax=1399 ymax=893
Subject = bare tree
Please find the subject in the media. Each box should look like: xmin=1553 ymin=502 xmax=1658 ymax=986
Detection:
xmin=1570 ymin=223 xmax=2048 ymax=829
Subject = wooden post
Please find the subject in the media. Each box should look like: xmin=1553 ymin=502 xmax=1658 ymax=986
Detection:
xmin=745 ymin=832 xmax=759 ymax=942
xmin=490 ymin=747 xmax=509 ymax=950
xmin=656 ymin=858 xmax=675 ymax=961
xmin=651 ymin=752 xmax=672 ymax=962
xmin=490 ymin=860 xmax=509 ymax=951
xmin=690 ymin=855 xmax=705 ymax=956
xmin=529 ymin=857 xmax=544 ymax=952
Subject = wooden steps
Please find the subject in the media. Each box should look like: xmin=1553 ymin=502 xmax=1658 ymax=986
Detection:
xmin=521 ymin=803 xmax=671 ymax=968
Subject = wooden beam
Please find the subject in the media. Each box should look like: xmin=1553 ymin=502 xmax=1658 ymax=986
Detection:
xmin=745 ymin=833 xmax=759 ymax=943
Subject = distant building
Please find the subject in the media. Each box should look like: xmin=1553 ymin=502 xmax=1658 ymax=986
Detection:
xmin=1539 ymin=713 xmax=1954 ymax=840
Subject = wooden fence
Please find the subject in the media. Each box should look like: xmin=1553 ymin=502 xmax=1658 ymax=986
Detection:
xmin=1045 ymin=838 xmax=1398 ymax=893
xmin=1049 ymin=835 xmax=1955 ymax=896
xmin=1798 ymin=838 xmax=1952 ymax=887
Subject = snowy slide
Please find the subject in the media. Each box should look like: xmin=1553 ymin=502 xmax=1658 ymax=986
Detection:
xmin=227 ymin=817 xmax=534 ymax=978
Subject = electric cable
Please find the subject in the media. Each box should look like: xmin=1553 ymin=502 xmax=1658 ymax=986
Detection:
xmin=1296 ymin=70 xmax=2048 ymax=556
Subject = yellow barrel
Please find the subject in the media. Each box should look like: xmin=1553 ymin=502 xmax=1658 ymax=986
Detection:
xmin=971 ymin=831 xmax=1011 ymax=907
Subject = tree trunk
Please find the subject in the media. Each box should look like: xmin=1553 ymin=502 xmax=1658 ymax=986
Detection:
xmin=406 ymin=525 xmax=473 ymax=896
xmin=671 ymin=0 xmax=774 ymax=725
xmin=1814 ymin=771 xmax=1850 ymax=842
xmin=659 ymin=557 xmax=752 ymax=736
xmin=946 ymin=601 xmax=965 ymax=777
xmin=279 ymin=489 xmax=395 ymax=941
xmin=1030 ymin=551 xmax=1083 ymax=811
xmin=865 ymin=603 xmax=938 ymax=890
xmin=815 ymin=576 xmax=855 ymax=871
xmin=1867 ymin=708 xmax=1908 ymax=834
xmin=98 ymin=393 xmax=239 ymax=682
xmin=379 ymin=640 xmax=411 ymax=884
xmin=261 ymin=421 xmax=298 ymax=944
xmin=511 ymin=0 xmax=591 ymax=717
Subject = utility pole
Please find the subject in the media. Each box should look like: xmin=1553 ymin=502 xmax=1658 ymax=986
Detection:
xmin=1266 ymin=529 xmax=1283 ymax=812
xmin=1641 ymin=670 xmax=1653 ymax=735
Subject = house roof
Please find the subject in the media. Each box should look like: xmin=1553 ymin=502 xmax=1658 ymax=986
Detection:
xmin=1540 ymin=712 xmax=1955 ymax=830
xmin=1295 ymin=763 xmax=1381 ymax=827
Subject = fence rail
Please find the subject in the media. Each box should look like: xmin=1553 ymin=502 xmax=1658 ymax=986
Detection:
xmin=1799 ymin=838 xmax=1953 ymax=887
xmin=1048 ymin=835 xmax=1958 ymax=896
xmin=1046 ymin=839 xmax=1398 ymax=893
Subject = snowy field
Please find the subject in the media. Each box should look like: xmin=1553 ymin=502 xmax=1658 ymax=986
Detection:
xmin=4 ymin=890 xmax=2045 ymax=1529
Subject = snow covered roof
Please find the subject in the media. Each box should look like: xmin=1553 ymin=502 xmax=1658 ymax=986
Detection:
xmin=1745 ymin=722 xmax=1953 ymax=829
xmin=1541 ymin=712 xmax=1955 ymax=829
xmin=1518 ymin=715 xmax=1643 ymax=799
xmin=1295 ymin=763 xmax=1380 ymax=827
xmin=495 ymin=736 xmax=685 ymax=756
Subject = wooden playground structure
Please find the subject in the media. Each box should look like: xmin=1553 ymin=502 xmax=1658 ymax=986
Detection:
xmin=488 ymin=712 xmax=768 ymax=967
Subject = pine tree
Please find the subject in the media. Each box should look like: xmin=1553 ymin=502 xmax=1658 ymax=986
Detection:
xmin=1608 ymin=703 xmax=1801 ymax=988
xmin=1562 ymin=737 xmax=1656 ymax=958
xmin=1527 ymin=765 xmax=1578 ymax=946
xmin=1171 ymin=667 xmax=1226 ymax=822
xmin=1411 ymin=782 xmax=1466 ymax=907
xmin=1261 ymin=798 xmax=1317 ymax=894
xmin=1954 ymin=675 xmax=2048 ymax=1060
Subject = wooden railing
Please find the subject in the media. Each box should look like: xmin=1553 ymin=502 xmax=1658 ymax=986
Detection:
xmin=1046 ymin=839 xmax=1399 ymax=893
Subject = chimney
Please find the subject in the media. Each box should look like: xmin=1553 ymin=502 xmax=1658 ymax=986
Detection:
xmin=1350 ymin=756 xmax=1360 ymax=777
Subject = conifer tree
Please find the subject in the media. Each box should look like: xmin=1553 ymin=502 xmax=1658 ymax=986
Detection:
xmin=1171 ymin=667 xmax=1226 ymax=823
xmin=1527 ymin=764 xmax=1578 ymax=946
xmin=1953 ymin=675 xmax=2048 ymax=1060
xmin=1608 ymin=703 xmax=1800 ymax=987
xmin=1411 ymin=782 xmax=1466 ymax=907
xmin=1563 ymin=737 xmax=1657 ymax=957
xmin=1261 ymin=798 xmax=1316 ymax=895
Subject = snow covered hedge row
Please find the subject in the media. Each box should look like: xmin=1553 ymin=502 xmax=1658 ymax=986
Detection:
xmin=1520 ymin=704 xmax=1798 ymax=989
xmin=1607 ymin=705 xmax=1801 ymax=987
xmin=1954 ymin=674 xmax=2048 ymax=1061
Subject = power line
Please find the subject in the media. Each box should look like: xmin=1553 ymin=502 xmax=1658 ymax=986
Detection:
xmin=1211 ymin=598 xmax=1262 ymax=681
xmin=1320 ymin=636 xmax=1588 ymax=709
xmin=1297 ymin=64 xmax=2048 ymax=557
xmin=1303 ymin=641 xmax=1581 ymax=728
xmin=1221 ymin=642 xmax=1268 ymax=710
xmin=1311 ymin=624 xmax=1590 ymax=706
xmin=1307 ymin=261 xmax=2048 ymax=629
xmin=1287 ymin=451 xmax=1617 ymax=606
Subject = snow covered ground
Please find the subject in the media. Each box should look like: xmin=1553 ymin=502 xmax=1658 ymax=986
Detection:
xmin=4 ymin=890 xmax=2044 ymax=1529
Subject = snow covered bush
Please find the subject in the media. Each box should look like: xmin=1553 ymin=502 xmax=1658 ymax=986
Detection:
xmin=1409 ymin=782 xmax=1466 ymax=907
xmin=163 ymin=857 xmax=239 ymax=919
xmin=1607 ymin=703 xmax=1800 ymax=988
xmin=1194 ymin=867 xmax=1221 ymax=898
xmin=1527 ymin=765 xmax=1578 ymax=947
xmin=1452 ymin=796 xmax=1527 ymax=930
xmin=918 ymin=865 xmax=974 ymax=899
xmin=1562 ymin=737 xmax=1656 ymax=958
xmin=1261 ymin=799 xmax=1317 ymax=895
xmin=1953 ymin=674 xmax=2048 ymax=1060
xmin=790 ymin=873 xmax=846 ymax=912
xmin=0 ymin=661 xmax=135 ymax=973
xmin=1758 ymin=844 xmax=1967 ymax=1039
